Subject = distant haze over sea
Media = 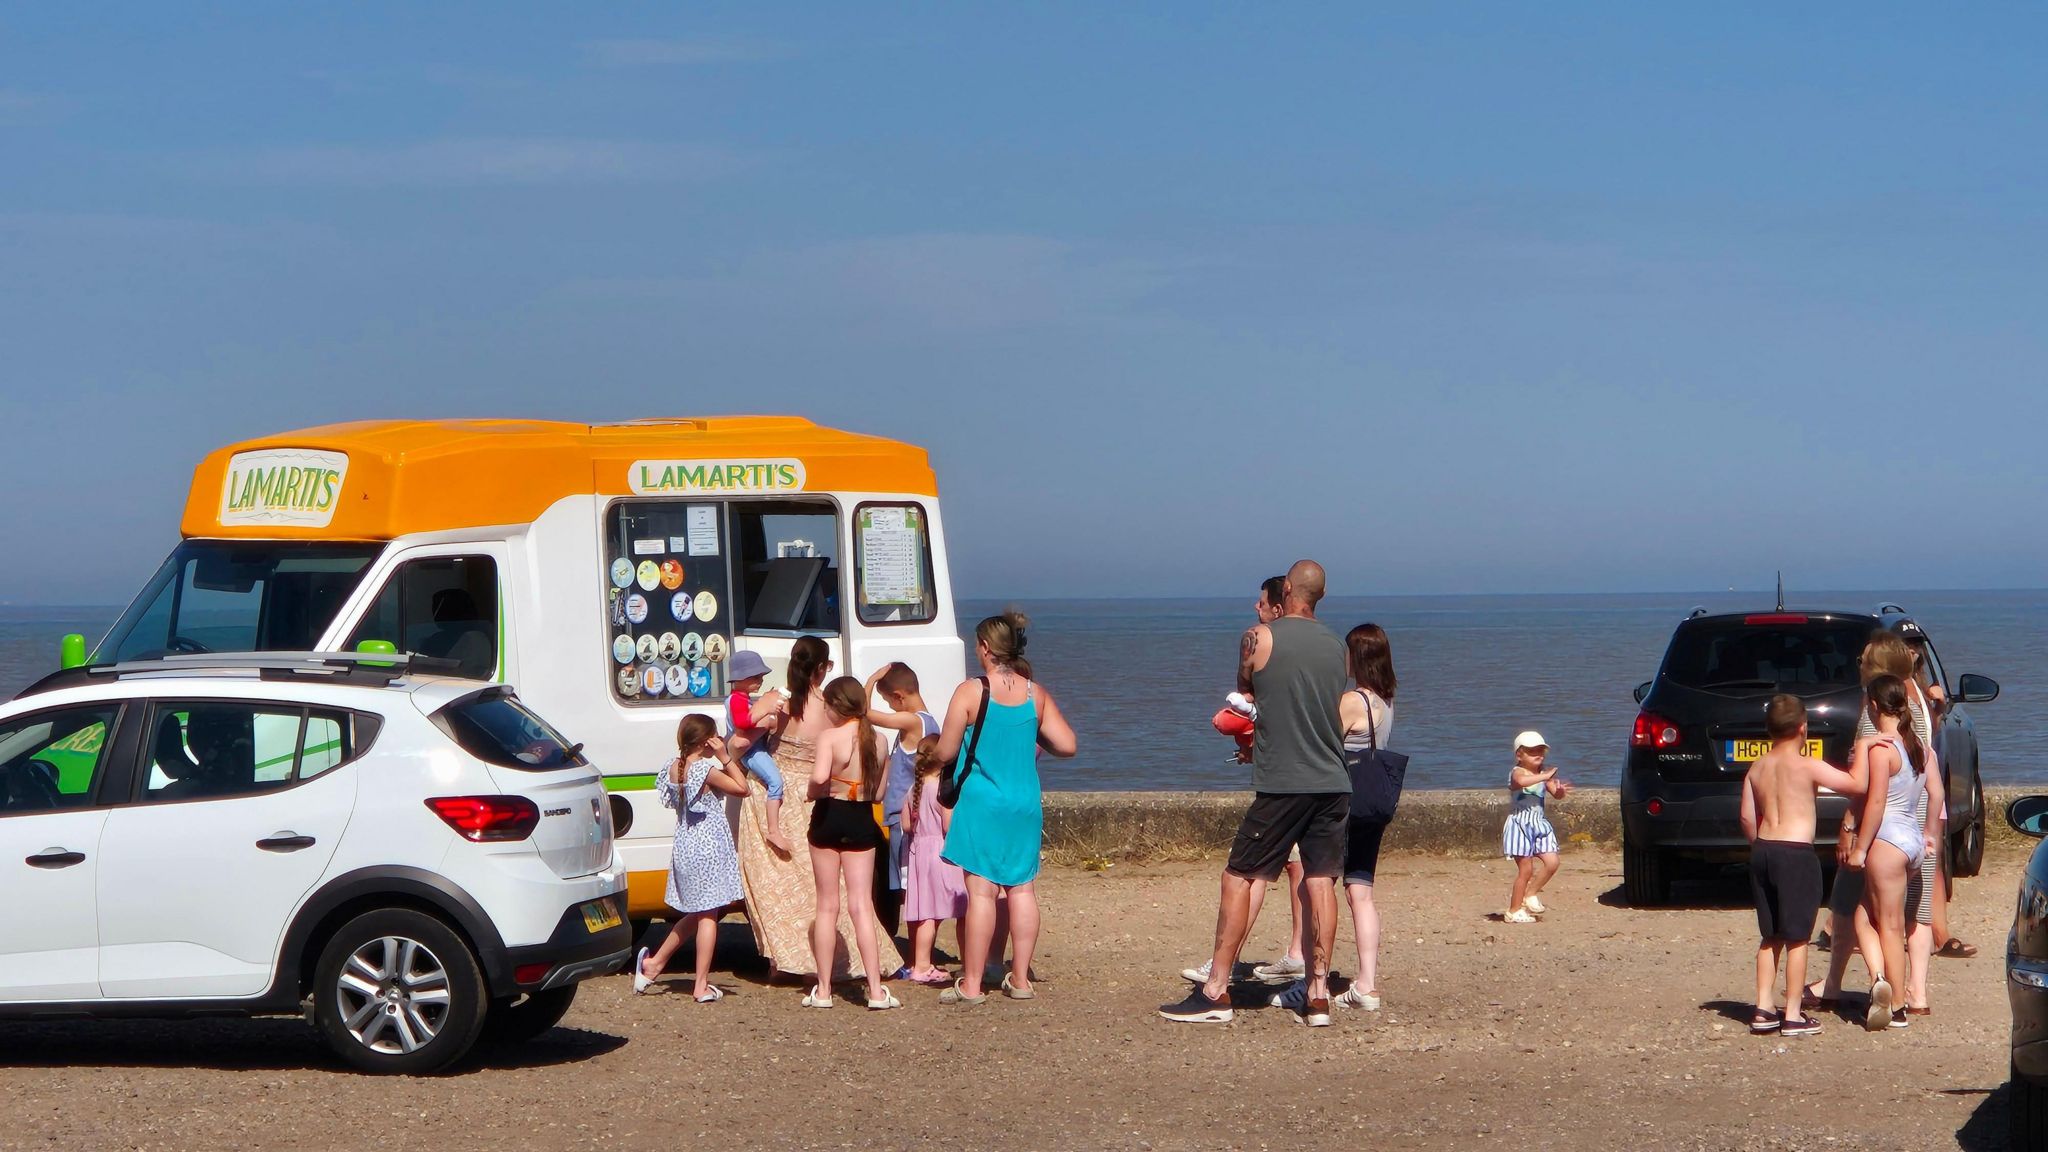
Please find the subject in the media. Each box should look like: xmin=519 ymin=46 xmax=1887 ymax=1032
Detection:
xmin=5 ymin=590 xmax=2042 ymax=791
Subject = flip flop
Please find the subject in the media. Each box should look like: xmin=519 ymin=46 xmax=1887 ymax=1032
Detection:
xmin=1936 ymin=938 xmax=1979 ymax=959
xmin=632 ymin=948 xmax=666 ymax=995
xmin=939 ymin=978 xmax=987 ymax=1006
xmin=694 ymin=985 xmax=725 ymax=1003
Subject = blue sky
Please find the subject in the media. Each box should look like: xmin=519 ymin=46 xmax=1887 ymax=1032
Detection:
xmin=3 ymin=4 xmax=2044 ymax=604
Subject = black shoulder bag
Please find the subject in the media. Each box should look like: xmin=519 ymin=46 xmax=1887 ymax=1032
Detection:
xmin=1346 ymin=691 xmax=1410 ymax=824
xmin=937 ymin=676 xmax=991 ymax=809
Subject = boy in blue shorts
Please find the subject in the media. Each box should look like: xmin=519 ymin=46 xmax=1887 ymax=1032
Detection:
xmin=725 ymin=650 xmax=789 ymax=854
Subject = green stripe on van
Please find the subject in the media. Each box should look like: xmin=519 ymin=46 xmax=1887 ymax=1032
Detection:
xmin=604 ymin=774 xmax=658 ymax=793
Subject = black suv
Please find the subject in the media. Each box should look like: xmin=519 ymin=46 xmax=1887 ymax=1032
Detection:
xmin=1620 ymin=605 xmax=1999 ymax=906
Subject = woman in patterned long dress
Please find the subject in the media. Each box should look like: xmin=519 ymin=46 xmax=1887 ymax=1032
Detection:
xmin=735 ymin=636 xmax=903 ymax=981
xmin=633 ymin=716 xmax=748 ymax=1002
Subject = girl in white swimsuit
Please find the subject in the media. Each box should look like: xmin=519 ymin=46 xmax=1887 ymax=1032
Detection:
xmin=1850 ymin=674 xmax=1933 ymax=1033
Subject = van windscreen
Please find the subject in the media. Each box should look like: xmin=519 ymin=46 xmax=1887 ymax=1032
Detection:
xmin=99 ymin=541 xmax=382 ymax=662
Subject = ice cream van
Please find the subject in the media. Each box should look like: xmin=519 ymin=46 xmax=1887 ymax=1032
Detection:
xmin=73 ymin=417 xmax=964 ymax=918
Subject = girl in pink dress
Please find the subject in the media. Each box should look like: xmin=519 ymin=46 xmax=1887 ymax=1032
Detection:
xmin=903 ymin=736 xmax=968 ymax=986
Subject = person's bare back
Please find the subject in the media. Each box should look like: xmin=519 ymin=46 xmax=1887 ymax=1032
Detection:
xmin=1741 ymin=698 xmax=1861 ymax=845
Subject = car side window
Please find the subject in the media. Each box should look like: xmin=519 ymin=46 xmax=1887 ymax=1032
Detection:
xmin=0 ymin=705 xmax=121 ymax=816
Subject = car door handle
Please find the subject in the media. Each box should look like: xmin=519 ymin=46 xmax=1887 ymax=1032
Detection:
xmin=255 ymin=833 xmax=317 ymax=853
xmin=25 ymin=848 xmax=86 ymax=869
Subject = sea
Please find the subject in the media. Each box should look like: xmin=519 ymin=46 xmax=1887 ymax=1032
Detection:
xmin=4 ymin=590 xmax=2043 ymax=792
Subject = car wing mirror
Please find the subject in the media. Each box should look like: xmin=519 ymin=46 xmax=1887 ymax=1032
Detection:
xmin=1958 ymin=673 xmax=2000 ymax=704
xmin=1633 ymin=681 xmax=1652 ymax=705
xmin=2009 ymin=795 xmax=2048 ymax=838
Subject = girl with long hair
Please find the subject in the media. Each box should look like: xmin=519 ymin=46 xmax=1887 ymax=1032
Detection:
xmin=1847 ymin=673 xmax=1936 ymax=1031
xmin=634 ymin=714 xmax=749 ymax=1001
xmin=802 ymin=675 xmax=899 ymax=1009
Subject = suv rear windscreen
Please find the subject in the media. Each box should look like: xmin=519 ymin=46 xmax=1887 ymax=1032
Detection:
xmin=1661 ymin=619 xmax=1869 ymax=692
xmin=433 ymin=690 xmax=585 ymax=771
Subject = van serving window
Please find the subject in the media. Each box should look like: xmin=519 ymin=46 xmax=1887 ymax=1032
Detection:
xmin=604 ymin=502 xmax=734 ymax=704
xmin=852 ymin=502 xmax=935 ymax=625
xmin=729 ymin=502 xmax=840 ymax=636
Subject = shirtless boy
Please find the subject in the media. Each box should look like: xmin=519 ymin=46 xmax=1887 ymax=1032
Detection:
xmin=1740 ymin=694 xmax=1865 ymax=1037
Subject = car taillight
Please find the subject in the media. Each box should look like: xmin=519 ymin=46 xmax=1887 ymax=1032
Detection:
xmin=1632 ymin=712 xmax=1681 ymax=749
xmin=426 ymin=796 xmax=540 ymax=842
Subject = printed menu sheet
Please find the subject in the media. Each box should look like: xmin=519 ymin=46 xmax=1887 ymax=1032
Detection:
xmin=857 ymin=506 xmax=923 ymax=606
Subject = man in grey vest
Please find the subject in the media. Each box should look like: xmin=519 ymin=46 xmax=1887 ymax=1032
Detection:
xmin=1160 ymin=559 xmax=1350 ymax=1026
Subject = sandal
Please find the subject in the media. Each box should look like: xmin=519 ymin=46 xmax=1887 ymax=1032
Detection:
xmin=866 ymin=989 xmax=903 ymax=1011
xmin=1936 ymin=938 xmax=1979 ymax=959
xmin=1800 ymin=986 xmax=1839 ymax=1012
xmin=633 ymin=948 xmax=667 ymax=995
xmin=1001 ymin=973 xmax=1036 ymax=1000
xmin=694 ymin=985 xmax=725 ymax=1004
xmin=801 ymin=986 xmax=834 ymax=1009
xmin=938 ymin=978 xmax=987 ymax=1006
xmin=909 ymin=968 xmax=952 ymax=987
xmin=1749 ymin=1009 xmax=1783 ymax=1034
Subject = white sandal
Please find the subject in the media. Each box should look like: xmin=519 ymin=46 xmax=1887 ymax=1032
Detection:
xmin=801 ymin=986 xmax=834 ymax=1009
xmin=694 ymin=985 xmax=725 ymax=1004
xmin=632 ymin=948 xmax=666 ymax=995
xmin=865 ymin=988 xmax=902 ymax=1011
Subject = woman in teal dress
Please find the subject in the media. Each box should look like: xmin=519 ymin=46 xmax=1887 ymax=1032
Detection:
xmin=934 ymin=611 xmax=1077 ymax=1005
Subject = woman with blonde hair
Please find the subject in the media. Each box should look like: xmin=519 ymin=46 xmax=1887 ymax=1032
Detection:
xmin=931 ymin=611 xmax=1078 ymax=1005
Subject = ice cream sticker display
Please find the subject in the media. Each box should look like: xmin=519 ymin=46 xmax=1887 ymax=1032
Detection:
xmin=612 ymin=634 xmax=635 ymax=664
xmin=659 ymin=559 xmax=685 ymax=590
xmin=687 ymin=666 xmax=713 ymax=697
xmin=664 ymin=664 xmax=690 ymax=696
xmin=693 ymin=590 xmax=718 ymax=623
xmin=641 ymin=665 xmax=667 ymax=696
xmin=670 ymin=592 xmax=691 ymax=622
xmin=625 ymin=593 xmax=649 ymax=625
xmin=681 ymin=632 xmax=705 ymax=664
xmin=657 ymin=632 xmax=682 ymax=662
xmin=610 ymin=558 xmax=634 ymax=589
xmin=617 ymin=666 xmax=640 ymax=697
xmin=636 ymin=634 xmax=659 ymax=663
xmin=635 ymin=560 xmax=661 ymax=592
xmin=704 ymin=634 xmax=729 ymax=663
xmin=604 ymin=508 xmax=732 ymax=704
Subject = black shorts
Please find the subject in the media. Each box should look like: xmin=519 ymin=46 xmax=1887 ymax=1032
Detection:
xmin=809 ymin=797 xmax=885 ymax=852
xmin=1227 ymin=793 xmax=1349 ymax=882
xmin=1343 ymin=818 xmax=1387 ymax=887
xmin=1827 ymin=863 xmax=1865 ymax=919
xmin=1750 ymin=839 xmax=1823 ymax=943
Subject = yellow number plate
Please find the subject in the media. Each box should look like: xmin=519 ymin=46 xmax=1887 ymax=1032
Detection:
xmin=580 ymin=898 xmax=623 ymax=934
xmin=1725 ymin=739 xmax=1823 ymax=763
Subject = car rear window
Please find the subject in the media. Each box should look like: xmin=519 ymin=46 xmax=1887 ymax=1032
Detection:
xmin=1661 ymin=620 xmax=1869 ymax=691
xmin=433 ymin=690 xmax=585 ymax=771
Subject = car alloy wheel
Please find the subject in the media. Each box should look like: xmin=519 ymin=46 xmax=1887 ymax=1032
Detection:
xmin=337 ymin=936 xmax=453 ymax=1055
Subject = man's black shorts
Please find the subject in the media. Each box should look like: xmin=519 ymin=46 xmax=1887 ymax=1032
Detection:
xmin=1750 ymin=838 xmax=1823 ymax=943
xmin=1226 ymin=793 xmax=1349 ymax=882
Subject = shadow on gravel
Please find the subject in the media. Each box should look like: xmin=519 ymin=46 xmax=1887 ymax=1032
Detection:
xmin=0 ymin=1017 xmax=625 ymax=1074
xmin=1954 ymin=1081 xmax=2009 ymax=1152
xmin=1595 ymin=865 xmax=1766 ymax=911
xmin=1697 ymin=999 xmax=1759 ymax=1024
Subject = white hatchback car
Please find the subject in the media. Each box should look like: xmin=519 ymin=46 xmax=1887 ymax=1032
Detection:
xmin=0 ymin=653 xmax=628 ymax=1074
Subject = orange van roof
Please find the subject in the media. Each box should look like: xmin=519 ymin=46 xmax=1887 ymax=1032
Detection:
xmin=182 ymin=416 xmax=938 ymax=540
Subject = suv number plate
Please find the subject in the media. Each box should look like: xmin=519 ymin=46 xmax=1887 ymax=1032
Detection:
xmin=580 ymin=898 xmax=623 ymax=934
xmin=1725 ymin=739 xmax=1822 ymax=764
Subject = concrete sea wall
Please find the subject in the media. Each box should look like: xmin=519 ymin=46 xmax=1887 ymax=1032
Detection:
xmin=1040 ymin=786 xmax=2048 ymax=864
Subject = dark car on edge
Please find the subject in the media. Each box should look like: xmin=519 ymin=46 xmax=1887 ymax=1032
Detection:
xmin=2003 ymin=796 xmax=2048 ymax=1148
xmin=1620 ymin=604 xmax=1999 ymax=906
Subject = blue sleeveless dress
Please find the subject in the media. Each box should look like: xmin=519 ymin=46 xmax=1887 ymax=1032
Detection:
xmin=942 ymin=686 xmax=1042 ymax=887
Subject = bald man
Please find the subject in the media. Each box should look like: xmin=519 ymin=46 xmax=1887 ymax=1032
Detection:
xmin=1161 ymin=559 xmax=1351 ymax=1026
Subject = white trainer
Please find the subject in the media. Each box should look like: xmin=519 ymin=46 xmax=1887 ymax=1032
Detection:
xmin=1180 ymin=958 xmax=1213 ymax=983
xmin=1334 ymin=986 xmax=1380 ymax=1011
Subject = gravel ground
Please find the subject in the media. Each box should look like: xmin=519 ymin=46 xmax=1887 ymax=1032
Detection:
xmin=0 ymin=844 xmax=2026 ymax=1151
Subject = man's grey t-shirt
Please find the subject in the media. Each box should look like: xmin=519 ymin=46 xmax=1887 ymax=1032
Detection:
xmin=1250 ymin=616 xmax=1349 ymax=794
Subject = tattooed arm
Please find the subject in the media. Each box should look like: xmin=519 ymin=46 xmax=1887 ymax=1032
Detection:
xmin=1237 ymin=624 xmax=1271 ymax=698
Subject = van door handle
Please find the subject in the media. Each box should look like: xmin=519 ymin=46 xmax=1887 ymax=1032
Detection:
xmin=256 ymin=833 xmax=317 ymax=852
xmin=26 ymin=849 xmax=86 ymax=869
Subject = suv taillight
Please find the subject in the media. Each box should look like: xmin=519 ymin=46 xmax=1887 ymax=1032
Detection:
xmin=426 ymin=796 xmax=540 ymax=842
xmin=1632 ymin=712 xmax=1681 ymax=749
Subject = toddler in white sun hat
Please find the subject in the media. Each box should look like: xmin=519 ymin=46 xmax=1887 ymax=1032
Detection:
xmin=1502 ymin=730 xmax=1572 ymax=924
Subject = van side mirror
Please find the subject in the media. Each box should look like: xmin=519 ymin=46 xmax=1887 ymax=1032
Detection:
xmin=2009 ymin=795 xmax=2048 ymax=838
xmin=1633 ymin=681 xmax=1652 ymax=704
xmin=59 ymin=634 xmax=87 ymax=669
xmin=1957 ymin=673 xmax=2000 ymax=704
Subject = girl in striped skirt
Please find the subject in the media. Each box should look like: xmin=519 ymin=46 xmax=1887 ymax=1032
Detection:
xmin=1504 ymin=731 xmax=1573 ymax=923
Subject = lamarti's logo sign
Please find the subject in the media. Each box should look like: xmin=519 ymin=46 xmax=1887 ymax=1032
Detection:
xmin=219 ymin=448 xmax=349 ymax=528
xmin=629 ymin=459 xmax=807 ymax=496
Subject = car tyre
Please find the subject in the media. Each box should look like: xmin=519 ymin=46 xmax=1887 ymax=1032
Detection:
xmin=2013 ymin=1061 xmax=2048 ymax=1150
xmin=1955 ymin=776 xmax=1986 ymax=879
xmin=480 ymin=985 xmax=578 ymax=1045
xmin=1623 ymin=837 xmax=1672 ymax=907
xmin=313 ymin=908 xmax=489 ymax=1075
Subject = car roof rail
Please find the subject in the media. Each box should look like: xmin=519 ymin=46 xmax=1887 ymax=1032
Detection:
xmin=1874 ymin=602 xmax=1907 ymax=617
xmin=1687 ymin=606 xmax=1709 ymax=619
xmin=14 ymin=651 xmax=463 ymax=698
